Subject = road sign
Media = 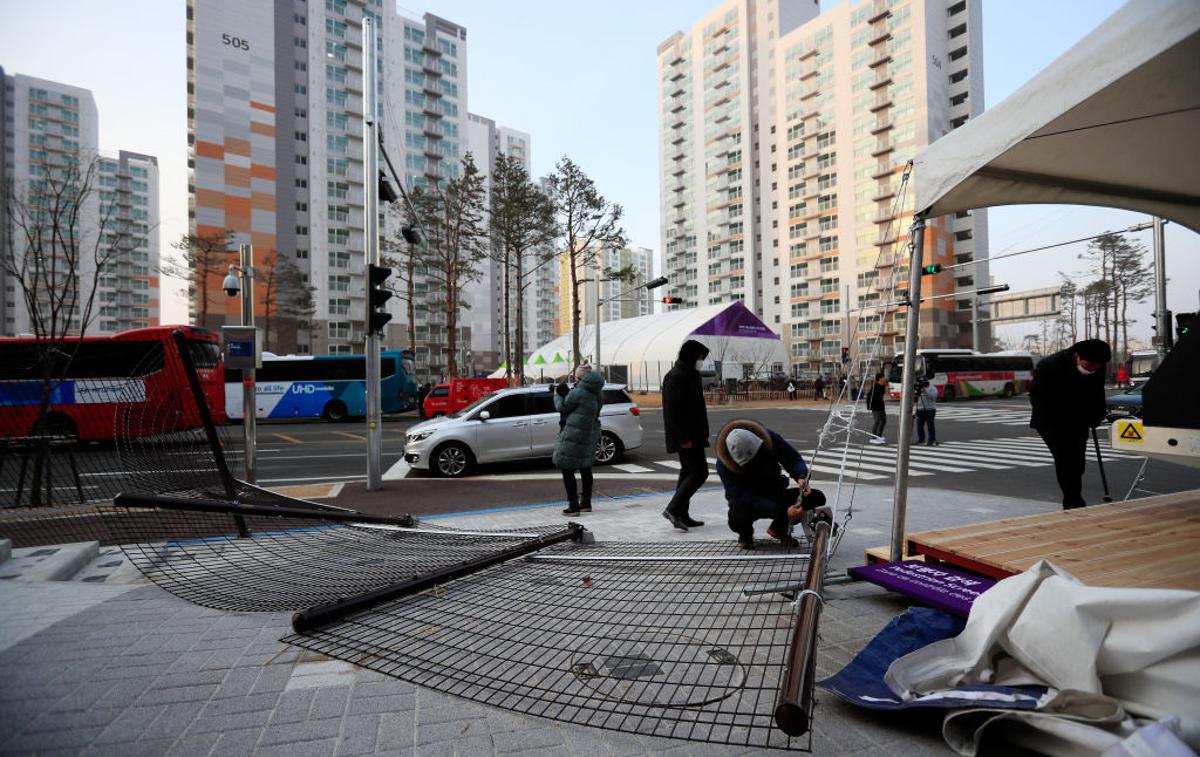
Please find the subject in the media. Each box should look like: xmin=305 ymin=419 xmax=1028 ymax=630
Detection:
xmin=1116 ymin=419 xmax=1144 ymax=443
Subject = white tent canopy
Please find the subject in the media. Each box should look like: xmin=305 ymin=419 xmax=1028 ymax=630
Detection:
xmin=522 ymin=301 xmax=787 ymax=390
xmin=914 ymin=0 xmax=1200 ymax=231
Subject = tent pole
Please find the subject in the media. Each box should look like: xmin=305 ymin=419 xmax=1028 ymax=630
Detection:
xmin=890 ymin=216 xmax=926 ymax=563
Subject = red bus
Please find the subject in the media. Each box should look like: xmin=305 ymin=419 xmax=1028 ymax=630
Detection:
xmin=888 ymin=350 xmax=1035 ymax=400
xmin=0 ymin=326 xmax=224 ymax=442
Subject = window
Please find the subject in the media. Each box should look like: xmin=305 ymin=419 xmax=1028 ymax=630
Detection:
xmin=478 ymin=394 xmax=525 ymax=419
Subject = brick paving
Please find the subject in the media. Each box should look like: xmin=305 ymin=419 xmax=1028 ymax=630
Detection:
xmin=0 ymin=484 xmax=1054 ymax=756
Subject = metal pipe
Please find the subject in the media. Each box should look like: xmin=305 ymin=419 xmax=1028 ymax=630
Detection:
xmin=595 ymin=276 xmax=602 ymax=377
xmin=292 ymin=522 xmax=585 ymax=633
xmin=364 ymin=16 xmax=383 ymax=491
xmin=890 ymin=218 xmax=926 ymax=563
xmin=971 ymin=294 xmax=980 ymax=352
xmin=774 ymin=516 xmax=832 ymax=737
xmin=1152 ymin=217 xmax=1170 ymax=357
xmin=529 ymin=553 xmax=811 ymax=563
xmin=113 ymin=492 xmax=415 ymax=527
xmin=240 ymin=244 xmax=257 ymax=485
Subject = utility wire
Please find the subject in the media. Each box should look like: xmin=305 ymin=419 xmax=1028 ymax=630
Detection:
xmin=940 ymin=222 xmax=1154 ymax=272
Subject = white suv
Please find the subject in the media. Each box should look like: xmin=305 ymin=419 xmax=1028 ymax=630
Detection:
xmin=403 ymin=383 xmax=648 ymax=479
xmin=403 ymin=384 xmax=644 ymax=478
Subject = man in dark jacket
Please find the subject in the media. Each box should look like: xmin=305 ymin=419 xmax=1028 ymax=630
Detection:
xmin=661 ymin=339 xmax=711 ymax=530
xmin=867 ymin=372 xmax=888 ymax=444
xmin=715 ymin=419 xmax=816 ymax=549
xmin=1030 ymin=339 xmax=1111 ymax=509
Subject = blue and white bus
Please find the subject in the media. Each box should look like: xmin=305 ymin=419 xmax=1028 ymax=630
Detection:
xmin=224 ymin=350 xmax=418 ymax=421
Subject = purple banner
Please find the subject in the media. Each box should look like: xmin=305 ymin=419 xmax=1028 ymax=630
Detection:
xmin=689 ymin=301 xmax=780 ymax=339
xmin=848 ymin=560 xmax=996 ymax=617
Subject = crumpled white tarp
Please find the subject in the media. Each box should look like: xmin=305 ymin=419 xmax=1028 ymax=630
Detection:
xmin=884 ymin=560 xmax=1200 ymax=756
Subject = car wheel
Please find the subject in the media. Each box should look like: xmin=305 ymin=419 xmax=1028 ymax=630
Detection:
xmin=433 ymin=442 xmax=474 ymax=478
xmin=323 ymin=400 xmax=348 ymax=422
xmin=942 ymin=385 xmax=956 ymax=402
xmin=594 ymin=431 xmax=623 ymax=465
xmin=1002 ymin=382 xmax=1014 ymax=398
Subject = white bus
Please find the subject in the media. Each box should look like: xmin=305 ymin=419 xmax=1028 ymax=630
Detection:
xmin=888 ymin=350 xmax=1035 ymax=400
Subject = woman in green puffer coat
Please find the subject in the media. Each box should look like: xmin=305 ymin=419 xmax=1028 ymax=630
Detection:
xmin=553 ymin=364 xmax=604 ymax=516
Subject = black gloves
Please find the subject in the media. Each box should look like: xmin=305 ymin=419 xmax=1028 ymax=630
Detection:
xmin=556 ymin=382 xmax=569 ymax=398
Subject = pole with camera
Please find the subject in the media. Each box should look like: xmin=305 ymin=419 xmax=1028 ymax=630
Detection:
xmin=363 ymin=15 xmax=386 ymax=490
xmin=587 ymin=275 xmax=668 ymax=377
xmin=221 ymin=245 xmax=258 ymax=484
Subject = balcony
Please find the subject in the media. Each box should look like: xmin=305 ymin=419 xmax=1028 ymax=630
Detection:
xmin=869 ymin=74 xmax=892 ymax=91
xmin=868 ymin=53 xmax=893 ymax=69
xmin=870 ymin=119 xmax=894 ymax=135
xmin=869 ymin=97 xmax=893 ymax=113
xmin=868 ymin=30 xmax=892 ymax=47
xmin=871 ymin=141 xmax=894 ymax=158
xmin=873 ymin=233 xmax=899 ymax=247
xmin=872 ymin=164 xmax=895 ymax=180
xmin=867 ymin=4 xmax=890 ymax=24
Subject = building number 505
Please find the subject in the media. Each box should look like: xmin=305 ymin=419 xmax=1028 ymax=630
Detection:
xmin=222 ymin=33 xmax=250 ymax=51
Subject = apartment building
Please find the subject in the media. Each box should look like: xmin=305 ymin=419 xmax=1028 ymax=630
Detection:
xmin=1 ymin=69 xmax=160 ymax=336
xmin=187 ymin=0 xmax=470 ymax=366
xmin=658 ymin=0 xmax=989 ymax=376
xmin=557 ymin=244 xmax=656 ymax=341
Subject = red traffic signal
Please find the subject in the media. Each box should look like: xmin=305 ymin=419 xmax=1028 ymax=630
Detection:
xmin=662 ymin=297 xmax=684 ymax=305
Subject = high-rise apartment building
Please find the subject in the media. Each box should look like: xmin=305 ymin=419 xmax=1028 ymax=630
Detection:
xmin=1 ymin=69 xmax=160 ymax=336
xmin=188 ymin=0 xmax=470 ymax=365
xmin=557 ymin=244 xmax=656 ymax=341
xmin=658 ymin=0 xmax=989 ymax=375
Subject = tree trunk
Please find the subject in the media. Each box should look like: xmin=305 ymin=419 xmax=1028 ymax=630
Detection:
xmin=406 ymin=252 xmax=416 ymax=351
xmin=569 ymin=248 xmax=581 ymax=367
xmin=515 ymin=250 xmax=525 ymax=383
xmin=502 ymin=252 xmax=512 ymax=380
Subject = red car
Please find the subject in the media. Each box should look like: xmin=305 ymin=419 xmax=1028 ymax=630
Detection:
xmin=422 ymin=378 xmax=507 ymax=418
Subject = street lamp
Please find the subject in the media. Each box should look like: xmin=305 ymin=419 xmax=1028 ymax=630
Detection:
xmin=589 ymin=275 xmax=668 ymax=379
xmin=224 ymin=244 xmax=257 ymax=484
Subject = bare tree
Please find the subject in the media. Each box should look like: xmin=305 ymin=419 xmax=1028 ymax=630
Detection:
xmin=159 ymin=230 xmax=235 ymax=328
xmin=277 ymin=257 xmax=317 ymax=351
xmin=411 ymin=154 xmax=489 ymax=378
xmin=383 ymin=205 xmax=421 ymax=352
xmin=256 ymin=251 xmax=284 ymax=352
xmin=489 ymin=155 xmax=557 ymax=381
xmin=547 ymin=156 xmax=625 ymax=368
xmin=1 ymin=155 xmax=149 ymax=503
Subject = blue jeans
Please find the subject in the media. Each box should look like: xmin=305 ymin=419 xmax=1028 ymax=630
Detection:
xmin=916 ymin=409 xmax=936 ymax=443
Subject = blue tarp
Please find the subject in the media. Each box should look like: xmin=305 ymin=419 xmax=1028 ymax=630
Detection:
xmin=817 ymin=607 xmax=1048 ymax=711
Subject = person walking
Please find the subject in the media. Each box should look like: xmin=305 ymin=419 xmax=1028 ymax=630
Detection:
xmin=867 ymin=372 xmax=888 ymax=444
xmin=1116 ymin=364 xmax=1129 ymax=389
xmin=554 ymin=364 xmax=604 ymax=516
xmin=813 ymin=375 xmax=825 ymax=401
xmin=662 ymin=339 xmax=711 ymax=531
xmin=1030 ymin=339 xmax=1111 ymax=510
xmin=715 ymin=419 xmax=826 ymax=550
xmin=787 ymin=380 xmax=797 ymax=401
xmin=914 ymin=379 xmax=939 ymax=446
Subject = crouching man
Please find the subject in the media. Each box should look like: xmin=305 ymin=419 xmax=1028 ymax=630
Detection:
xmin=716 ymin=420 xmax=821 ymax=549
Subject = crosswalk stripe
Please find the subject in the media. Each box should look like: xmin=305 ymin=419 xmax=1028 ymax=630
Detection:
xmin=823 ymin=457 xmax=933 ymax=476
xmin=935 ymin=442 xmax=1052 ymax=466
xmin=905 ymin=449 xmax=1013 ymax=470
xmin=706 ymin=457 xmax=718 ymax=464
xmin=655 ymin=459 xmax=682 ymax=469
xmin=808 ymin=463 xmax=885 ymax=481
xmin=978 ymin=438 xmax=1141 ymax=460
xmin=612 ymin=463 xmax=653 ymax=473
xmin=847 ymin=449 xmax=976 ymax=473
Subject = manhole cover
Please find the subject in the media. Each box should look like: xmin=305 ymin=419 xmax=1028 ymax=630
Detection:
xmin=569 ymin=632 xmax=746 ymax=707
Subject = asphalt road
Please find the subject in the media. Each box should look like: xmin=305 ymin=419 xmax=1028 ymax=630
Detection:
xmin=238 ymin=397 xmax=1198 ymax=517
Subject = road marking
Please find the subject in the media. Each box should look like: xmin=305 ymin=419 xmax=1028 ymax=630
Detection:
xmin=808 ymin=463 xmax=885 ymax=481
xmin=966 ymin=507 xmax=995 ymax=513
xmin=846 ymin=449 xmax=975 ymax=473
xmin=612 ymin=463 xmax=654 ymax=473
xmin=383 ymin=457 xmax=411 ymax=481
xmin=973 ymin=438 xmax=1142 ymax=460
xmin=655 ymin=459 xmax=682 ymax=469
xmin=272 ymin=433 xmax=305 ymax=445
xmin=333 ymin=431 xmax=367 ymax=441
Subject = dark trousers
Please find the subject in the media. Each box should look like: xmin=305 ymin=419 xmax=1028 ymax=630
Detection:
xmin=871 ymin=409 xmax=887 ymax=438
xmin=1037 ymin=428 xmax=1088 ymax=509
xmin=728 ymin=487 xmax=800 ymax=541
xmin=561 ymin=468 xmax=593 ymax=507
xmin=916 ymin=409 xmax=936 ymax=443
xmin=666 ymin=445 xmax=709 ymax=517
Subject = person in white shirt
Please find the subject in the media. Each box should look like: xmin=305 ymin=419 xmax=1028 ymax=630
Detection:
xmin=915 ymin=379 xmax=939 ymax=446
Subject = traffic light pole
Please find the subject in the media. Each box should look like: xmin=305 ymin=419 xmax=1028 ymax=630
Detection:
xmin=363 ymin=16 xmax=383 ymax=491
xmin=890 ymin=217 xmax=926 ymax=564
xmin=1152 ymin=217 xmax=1171 ymax=358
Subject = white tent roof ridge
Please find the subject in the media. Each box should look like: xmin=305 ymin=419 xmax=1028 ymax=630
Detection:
xmin=914 ymin=0 xmax=1200 ymax=230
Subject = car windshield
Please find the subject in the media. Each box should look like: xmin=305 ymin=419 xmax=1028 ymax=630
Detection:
xmin=450 ymin=392 xmax=506 ymax=418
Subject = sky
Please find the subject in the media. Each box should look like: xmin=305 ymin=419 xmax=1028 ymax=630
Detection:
xmin=1 ymin=0 xmax=1196 ymax=344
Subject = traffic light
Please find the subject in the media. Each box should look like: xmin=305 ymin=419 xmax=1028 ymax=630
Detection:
xmin=379 ymin=170 xmax=399 ymax=204
xmin=662 ymin=296 xmax=684 ymax=305
xmin=367 ymin=264 xmax=393 ymax=335
xmin=921 ymin=264 xmax=943 ymax=274
xmin=401 ymin=224 xmax=421 ymax=245
xmin=1177 ymin=312 xmax=1198 ymax=340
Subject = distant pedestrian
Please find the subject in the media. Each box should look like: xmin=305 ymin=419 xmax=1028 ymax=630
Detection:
xmin=915 ymin=379 xmax=938 ymax=445
xmin=662 ymin=339 xmax=711 ymax=531
xmin=867 ymin=372 xmax=888 ymax=444
xmin=813 ymin=375 xmax=825 ymax=401
xmin=417 ymin=383 xmax=431 ymax=418
xmin=1030 ymin=339 xmax=1111 ymax=510
xmin=839 ymin=375 xmax=847 ymax=396
xmin=715 ymin=419 xmax=827 ymax=550
xmin=1116 ymin=365 xmax=1129 ymax=389
xmin=554 ymin=364 xmax=604 ymax=516
xmin=787 ymin=380 xmax=797 ymax=401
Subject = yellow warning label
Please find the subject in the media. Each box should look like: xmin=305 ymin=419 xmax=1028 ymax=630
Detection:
xmin=1117 ymin=420 xmax=1144 ymax=442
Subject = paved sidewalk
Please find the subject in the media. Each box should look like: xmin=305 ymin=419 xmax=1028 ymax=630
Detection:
xmin=0 ymin=485 xmax=1055 ymax=756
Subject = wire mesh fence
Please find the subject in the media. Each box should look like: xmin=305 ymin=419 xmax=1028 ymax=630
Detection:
xmin=286 ymin=538 xmax=814 ymax=751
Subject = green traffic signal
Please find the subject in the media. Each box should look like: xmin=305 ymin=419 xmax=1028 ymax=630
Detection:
xmin=921 ymin=264 xmax=943 ymax=274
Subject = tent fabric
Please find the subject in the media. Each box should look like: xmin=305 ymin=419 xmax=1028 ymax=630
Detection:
xmin=520 ymin=301 xmax=787 ymax=390
xmin=914 ymin=0 xmax=1200 ymax=232
xmin=885 ymin=560 xmax=1200 ymax=752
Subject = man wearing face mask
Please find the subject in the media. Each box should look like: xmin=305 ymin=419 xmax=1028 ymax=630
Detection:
xmin=1029 ymin=338 xmax=1111 ymax=509
xmin=661 ymin=339 xmax=712 ymax=530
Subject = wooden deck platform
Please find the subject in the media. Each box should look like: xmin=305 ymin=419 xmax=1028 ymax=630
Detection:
xmin=876 ymin=490 xmax=1200 ymax=591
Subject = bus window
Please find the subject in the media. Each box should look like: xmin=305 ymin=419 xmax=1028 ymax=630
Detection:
xmin=186 ymin=340 xmax=221 ymax=369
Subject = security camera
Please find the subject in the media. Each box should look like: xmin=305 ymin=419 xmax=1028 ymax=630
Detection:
xmin=223 ymin=265 xmax=241 ymax=297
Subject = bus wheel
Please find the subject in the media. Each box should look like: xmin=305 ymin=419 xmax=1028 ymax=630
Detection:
xmin=433 ymin=442 xmax=474 ymax=478
xmin=323 ymin=400 xmax=348 ymax=422
xmin=594 ymin=432 xmax=623 ymax=465
xmin=1002 ymin=382 xmax=1014 ymax=398
xmin=942 ymin=385 xmax=956 ymax=401
xmin=33 ymin=413 xmax=78 ymax=444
